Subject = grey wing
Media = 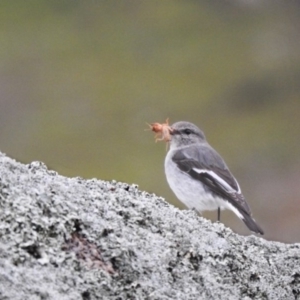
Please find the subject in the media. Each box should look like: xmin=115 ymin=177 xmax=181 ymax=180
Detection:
xmin=172 ymin=144 xmax=252 ymax=215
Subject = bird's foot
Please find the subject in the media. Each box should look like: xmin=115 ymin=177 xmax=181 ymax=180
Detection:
xmin=190 ymin=207 xmax=201 ymax=216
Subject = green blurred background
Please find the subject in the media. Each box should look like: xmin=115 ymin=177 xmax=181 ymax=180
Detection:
xmin=1 ymin=1 xmax=300 ymax=242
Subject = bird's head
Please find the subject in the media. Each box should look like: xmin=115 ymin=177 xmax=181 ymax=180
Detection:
xmin=169 ymin=121 xmax=206 ymax=149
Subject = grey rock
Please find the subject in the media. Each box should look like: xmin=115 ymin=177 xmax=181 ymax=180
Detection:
xmin=0 ymin=152 xmax=299 ymax=300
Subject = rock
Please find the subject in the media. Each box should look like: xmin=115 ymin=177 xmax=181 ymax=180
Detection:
xmin=0 ymin=152 xmax=299 ymax=300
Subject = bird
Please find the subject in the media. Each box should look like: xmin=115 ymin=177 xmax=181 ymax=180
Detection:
xmin=164 ymin=121 xmax=264 ymax=234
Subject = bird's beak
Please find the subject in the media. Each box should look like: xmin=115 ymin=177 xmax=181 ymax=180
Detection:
xmin=169 ymin=128 xmax=176 ymax=135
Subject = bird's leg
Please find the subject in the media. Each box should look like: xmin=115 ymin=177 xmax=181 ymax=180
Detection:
xmin=217 ymin=207 xmax=221 ymax=221
xmin=191 ymin=207 xmax=202 ymax=216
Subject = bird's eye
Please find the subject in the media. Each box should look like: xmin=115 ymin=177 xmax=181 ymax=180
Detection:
xmin=183 ymin=129 xmax=192 ymax=135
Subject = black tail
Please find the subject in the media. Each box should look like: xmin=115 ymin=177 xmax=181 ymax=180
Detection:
xmin=241 ymin=213 xmax=264 ymax=235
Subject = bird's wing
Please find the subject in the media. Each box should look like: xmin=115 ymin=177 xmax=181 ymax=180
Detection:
xmin=172 ymin=144 xmax=251 ymax=215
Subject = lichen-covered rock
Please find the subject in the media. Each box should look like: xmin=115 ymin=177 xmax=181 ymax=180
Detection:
xmin=0 ymin=152 xmax=299 ymax=300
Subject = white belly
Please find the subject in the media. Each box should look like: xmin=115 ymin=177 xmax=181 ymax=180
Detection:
xmin=164 ymin=151 xmax=228 ymax=212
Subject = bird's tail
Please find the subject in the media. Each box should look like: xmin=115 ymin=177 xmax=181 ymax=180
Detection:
xmin=241 ymin=213 xmax=264 ymax=235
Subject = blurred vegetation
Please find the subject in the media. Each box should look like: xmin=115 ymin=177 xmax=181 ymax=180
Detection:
xmin=1 ymin=0 xmax=300 ymax=242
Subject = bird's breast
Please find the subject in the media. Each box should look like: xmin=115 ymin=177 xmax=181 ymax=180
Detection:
xmin=164 ymin=152 xmax=224 ymax=212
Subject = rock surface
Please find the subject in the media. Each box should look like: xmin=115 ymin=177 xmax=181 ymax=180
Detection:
xmin=0 ymin=152 xmax=299 ymax=300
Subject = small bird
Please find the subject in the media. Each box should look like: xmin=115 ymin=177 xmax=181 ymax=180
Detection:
xmin=164 ymin=121 xmax=264 ymax=234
